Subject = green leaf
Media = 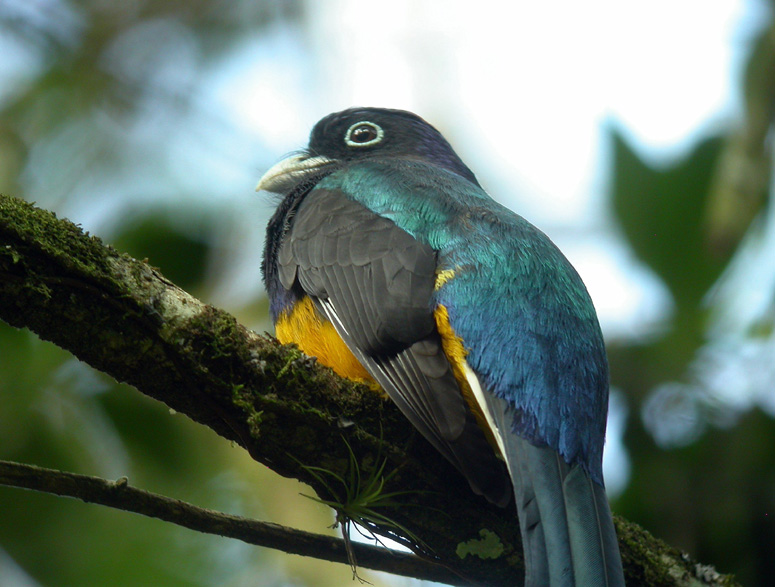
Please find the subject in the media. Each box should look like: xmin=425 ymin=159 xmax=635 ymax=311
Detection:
xmin=610 ymin=128 xmax=728 ymax=309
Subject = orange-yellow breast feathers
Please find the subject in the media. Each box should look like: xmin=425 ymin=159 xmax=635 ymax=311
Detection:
xmin=275 ymin=296 xmax=375 ymax=384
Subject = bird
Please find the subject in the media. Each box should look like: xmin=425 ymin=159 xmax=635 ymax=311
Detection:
xmin=258 ymin=107 xmax=625 ymax=586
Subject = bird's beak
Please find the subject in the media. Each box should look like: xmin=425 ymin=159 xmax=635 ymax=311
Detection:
xmin=255 ymin=154 xmax=336 ymax=194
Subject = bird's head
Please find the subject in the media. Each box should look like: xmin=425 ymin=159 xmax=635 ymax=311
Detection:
xmin=256 ymin=107 xmax=479 ymax=194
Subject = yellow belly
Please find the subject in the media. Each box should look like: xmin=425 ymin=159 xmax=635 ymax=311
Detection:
xmin=275 ymin=296 xmax=375 ymax=384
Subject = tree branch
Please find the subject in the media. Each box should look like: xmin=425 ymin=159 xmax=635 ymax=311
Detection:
xmin=0 ymin=460 xmax=464 ymax=585
xmin=0 ymin=193 xmax=737 ymax=586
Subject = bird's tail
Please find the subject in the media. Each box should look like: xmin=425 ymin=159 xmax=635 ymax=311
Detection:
xmin=487 ymin=397 xmax=625 ymax=586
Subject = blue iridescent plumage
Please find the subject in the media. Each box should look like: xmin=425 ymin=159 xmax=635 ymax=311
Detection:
xmin=317 ymin=161 xmax=608 ymax=482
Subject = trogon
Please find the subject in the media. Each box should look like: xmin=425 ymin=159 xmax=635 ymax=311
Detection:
xmin=258 ymin=107 xmax=625 ymax=586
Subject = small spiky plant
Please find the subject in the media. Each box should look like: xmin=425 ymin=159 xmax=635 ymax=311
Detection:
xmin=297 ymin=435 xmax=433 ymax=581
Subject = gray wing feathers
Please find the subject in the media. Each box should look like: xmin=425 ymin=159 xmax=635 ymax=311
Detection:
xmin=281 ymin=188 xmax=511 ymax=505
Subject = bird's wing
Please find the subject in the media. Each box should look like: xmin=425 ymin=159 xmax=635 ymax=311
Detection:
xmin=277 ymin=186 xmax=511 ymax=505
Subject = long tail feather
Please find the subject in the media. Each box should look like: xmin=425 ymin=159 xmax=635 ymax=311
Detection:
xmin=486 ymin=395 xmax=625 ymax=586
xmin=563 ymin=464 xmax=624 ymax=585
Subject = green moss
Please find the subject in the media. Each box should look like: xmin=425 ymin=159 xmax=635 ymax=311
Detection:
xmin=2 ymin=245 xmax=21 ymax=264
xmin=456 ymin=529 xmax=505 ymax=560
xmin=275 ymin=347 xmax=307 ymax=379
xmin=246 ymin=410 xmax=264 ymax=437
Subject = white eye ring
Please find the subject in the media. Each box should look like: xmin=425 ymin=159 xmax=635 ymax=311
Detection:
xmin=344 ymin=121 xmax=384 ymax=147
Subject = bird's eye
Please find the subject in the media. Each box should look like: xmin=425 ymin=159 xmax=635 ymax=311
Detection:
xmin=344 ymin=121 xmax=384 ymax=148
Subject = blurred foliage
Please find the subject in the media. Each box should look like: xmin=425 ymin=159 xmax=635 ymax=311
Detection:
xmin=608 ymin=11 xmax=775 ymax=586
xmin=612 ymin=133 xmax=728 ymax=311
xmin=1 ymin=1 xmax=774 ymax=586
xmin=113 ymin=214 xmax=211 ymax=292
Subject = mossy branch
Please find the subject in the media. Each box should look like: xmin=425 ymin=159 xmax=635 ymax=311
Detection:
xmin=0 ymin=193 xmax=737 ymax=586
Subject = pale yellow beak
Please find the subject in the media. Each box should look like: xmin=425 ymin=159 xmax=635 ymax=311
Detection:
xmin=255 ymin=154 xmax=335 ymax=194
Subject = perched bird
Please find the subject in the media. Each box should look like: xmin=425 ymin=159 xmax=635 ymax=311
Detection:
xmin=258 ymin=107 xmax=625 ymax=586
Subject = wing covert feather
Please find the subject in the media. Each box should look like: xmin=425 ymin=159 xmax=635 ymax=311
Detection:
xmin=280 ymin=187 xmax=510 ymax=505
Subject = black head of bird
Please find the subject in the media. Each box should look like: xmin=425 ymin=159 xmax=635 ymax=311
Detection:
xmin=257 ymin=108 xmax=479 ymax=196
